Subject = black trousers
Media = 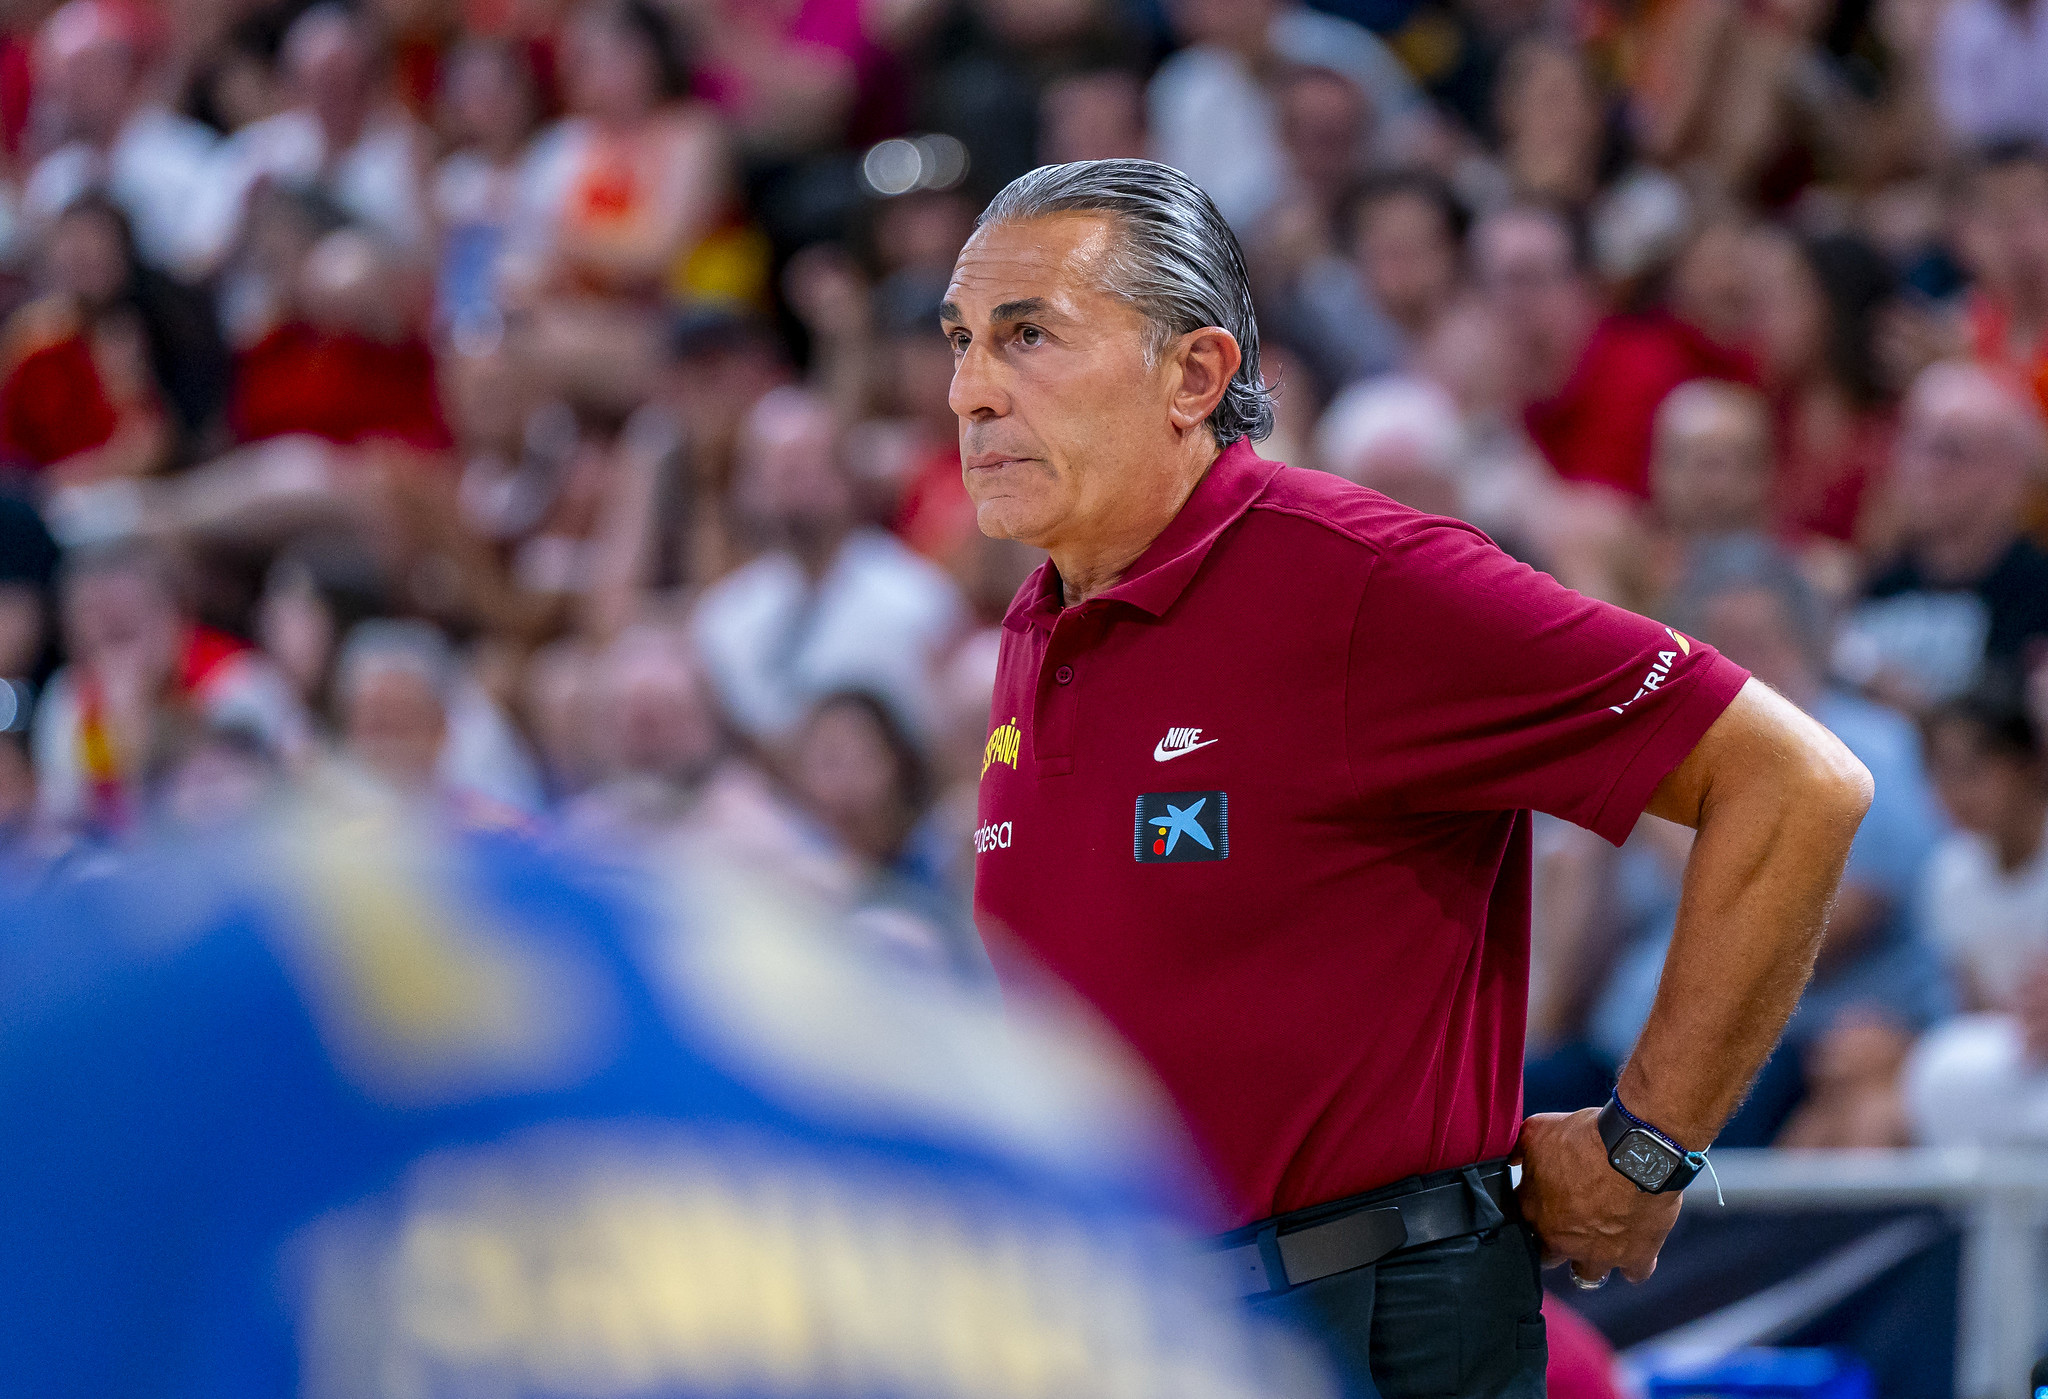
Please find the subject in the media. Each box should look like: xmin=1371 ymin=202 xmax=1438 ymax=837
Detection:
xmin=1243 ymin=1169 xmax=1548 ymax=1399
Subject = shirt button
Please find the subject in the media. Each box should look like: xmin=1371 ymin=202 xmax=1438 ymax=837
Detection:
xmin=1054 ymin=665 xmax=1075 ymax=685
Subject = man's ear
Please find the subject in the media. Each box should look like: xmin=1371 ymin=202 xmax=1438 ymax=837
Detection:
xmin=1166 ymin=327 xmax=1243 ymax=436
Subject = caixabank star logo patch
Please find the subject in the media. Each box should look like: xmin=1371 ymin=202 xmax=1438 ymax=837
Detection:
xmin=1133 ymin=791 xmax=1228 ymax=863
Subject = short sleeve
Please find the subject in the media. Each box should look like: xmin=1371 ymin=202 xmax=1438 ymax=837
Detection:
xmin=1344 ymin=520 xmax=1749 ymax=844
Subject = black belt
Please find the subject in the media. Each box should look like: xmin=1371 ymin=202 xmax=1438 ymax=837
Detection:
xmin=1206 ymin=1160 xmax=1516 ymax=1299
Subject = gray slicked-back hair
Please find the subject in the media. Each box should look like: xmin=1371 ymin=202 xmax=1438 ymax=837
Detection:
xmin=977 ymin=159 xmax=1274 ymax=445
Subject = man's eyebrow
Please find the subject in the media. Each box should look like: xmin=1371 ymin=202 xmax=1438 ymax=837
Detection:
xmin=937 ymin=294 xmax=1064 ymax=329
xmin=991 ymin=297 xmax=1052 ymax=322
xmin=937 ymin=296 xmax=1061 ymax=328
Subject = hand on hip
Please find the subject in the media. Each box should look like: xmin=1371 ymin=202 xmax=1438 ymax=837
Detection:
xmin=1512 ymin=1108 xmax=1682 ymax=1288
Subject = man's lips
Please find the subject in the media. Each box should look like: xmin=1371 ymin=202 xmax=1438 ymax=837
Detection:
xmin=963 ymin=453 xmax=1035 ymax=472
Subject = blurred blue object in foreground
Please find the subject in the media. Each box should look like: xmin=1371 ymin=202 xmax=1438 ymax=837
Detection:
xmin=0 ymin=787 xmax=1332 ymax=1399
xmin=1646 ymin=1348 xmax=1876 ymax=1399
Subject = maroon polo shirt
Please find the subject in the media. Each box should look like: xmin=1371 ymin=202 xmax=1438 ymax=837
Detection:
xmin=973 ymin=441 xmax=1749 ymax=1228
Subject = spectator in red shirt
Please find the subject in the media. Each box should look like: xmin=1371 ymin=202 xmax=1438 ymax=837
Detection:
xmin=0 ymin=311 xmax=125 ymax=474
xmin=229 ymin=225 xmax=452 ymax=452
xmin=0 ymin=194 xmax=228 ymax=482
xmin=1637 ymin=380 xmax=1861 ymax=614
xmin=875 ymin=270 xmax=979 ymax=575
xmin=1476 ymin=202 xmax=1753 ymax=499
xmin=689 ymin=0 xmax=907 ymax=157
xmin=1954 ymin=141 xmax=2048 ymax=421
xmin=1746 ymin=225 xmax=1903 ymax=549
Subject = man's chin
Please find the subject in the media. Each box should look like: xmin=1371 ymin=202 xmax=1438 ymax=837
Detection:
xmin=972 ymin=499 xmax=1051 ymax=547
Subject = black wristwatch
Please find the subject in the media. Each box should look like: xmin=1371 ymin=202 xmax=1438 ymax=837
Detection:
xmin=1596 ymin=1095 xmax=1705 ymax=1194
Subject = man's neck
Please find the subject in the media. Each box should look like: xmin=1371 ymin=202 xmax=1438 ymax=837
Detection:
xmin=1050 ymin=439 xmax=1222 ymax=607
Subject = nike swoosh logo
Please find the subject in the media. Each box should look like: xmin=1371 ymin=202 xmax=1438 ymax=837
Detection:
xmin=1153 ymin=738 xmax=1219 ymax=762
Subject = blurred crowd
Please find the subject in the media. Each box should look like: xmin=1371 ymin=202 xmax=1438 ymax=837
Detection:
xmin=0 ymin=0 xmax=2046 ymax=1158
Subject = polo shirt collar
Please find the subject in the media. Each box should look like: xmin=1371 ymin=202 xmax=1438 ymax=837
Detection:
xmin=1003 ymin=440 xmax=1280 ymax=632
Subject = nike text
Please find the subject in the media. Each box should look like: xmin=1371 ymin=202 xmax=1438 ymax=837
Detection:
xmin=1153 ymin=727 xmax=1219 ymax=761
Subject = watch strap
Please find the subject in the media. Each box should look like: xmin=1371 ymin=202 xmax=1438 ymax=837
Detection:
xmin=1596 ymin=1095 xmax=1630 ymax=1156
xmin=1596 ymin=1095 xmax=1706 ymax=1194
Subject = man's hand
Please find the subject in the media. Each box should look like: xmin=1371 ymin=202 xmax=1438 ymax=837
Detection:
xmin=1513 ymin=1109 xmax=1682 ymax=1287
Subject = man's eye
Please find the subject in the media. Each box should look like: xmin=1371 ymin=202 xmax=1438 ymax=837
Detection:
xmin=947 ymin=332 xmax=968 ymax=352
xmin=1016 ymin=325 xmax=1044 ymax=347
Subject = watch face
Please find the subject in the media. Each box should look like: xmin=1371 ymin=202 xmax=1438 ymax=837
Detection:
xmin=1611 ymin=1129 xmax=1679 ymax=1191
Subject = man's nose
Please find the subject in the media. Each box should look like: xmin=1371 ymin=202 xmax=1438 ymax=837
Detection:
xmin=949 ymin=340 xmax=1008 ymax=421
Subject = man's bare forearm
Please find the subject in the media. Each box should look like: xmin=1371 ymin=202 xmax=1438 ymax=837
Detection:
xmin=1621 ymin=680 xmax=1873 ymax=1149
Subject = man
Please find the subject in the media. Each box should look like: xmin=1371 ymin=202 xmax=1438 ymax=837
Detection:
xmin=692 ymin=386 xmax=965 ymax=743
xmin=1584 ymin=542 xmax=1949 ymax=1148
xmin=1649 ymin=380 xmax=1776 ymax=542
xmin=1349 ymin=170 xmax=1466 ymax=347
xmin=1313 ymin=375 xmax=1467 ymax=520
xmin=594 ymin=307 xmax=793 ymax=606
xmin=1638 ymin=379 xmax=1805 ymax=615
xmin=1951 ymin=142 xmax=2048 ymax=418
xmin=182 ymin=4 xmax=429 ymax=272
xmin=1681 ymin=551 xmax=1943 ymax=1042
xmin=564 ymin=620 xmax=730 ymax=838
xmin=335 ymin=619 xmax=459 ymax=798
xmin=870 ymin=270 xmax=981 ymax=573
xmin=0 ymin=785 xmax=1336 ymax=1398
xmin=24 ymin=0 xmax=217 ymax=274
xmin=1273 ymin=167 xmax=1469 ymax=390
xmin=1846 ymin=361 xmax=2048 ymax=706
xmin=950 ymin=160 xmax=1870 ymax=1397
xmin=559 ymin=620 xmax=834 ymax=900
xmin=1475 ymin=203 xmax=1752 ymax=500
xmin=1041 ymin=65 xmax=1149 ymax=166
xmin=1905 ymin=684 xmax=2048 ymax=1147
xmin=334 ymin=618 xmax=543 ymax=816
xmin=33 ymin=541 xmax=305 ymax=835
xmin=1148 ymin=0 xmax=1424 ymax=233
xmin=1254 ymin=86 xmax=1410 ymax=391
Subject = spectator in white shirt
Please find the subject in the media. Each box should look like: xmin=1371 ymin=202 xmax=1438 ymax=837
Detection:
xmin=561 ymin=620 xmax=805 ymax=860
xmin=334 ymin=619 xmax=544 ymax=817
xmin=1935 ymin=0 xmax=2048 ymax=148
xmin=183 ymin=5 xmax=429 ymax=272
xmin=23 ymin=0 xmax=217 ymax=274
xmin=431 ymin=38 xmax=540 ymax=342
xmin=1148 ymin=0 xmax=1425 ymax=234
xmin=33 ymin=540 xmax=308 ymax=836
xmin=693 ymin=387 xmax=966 ymax=745
xmin=1903 ymin=685 xmax=2048 ymax=1144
